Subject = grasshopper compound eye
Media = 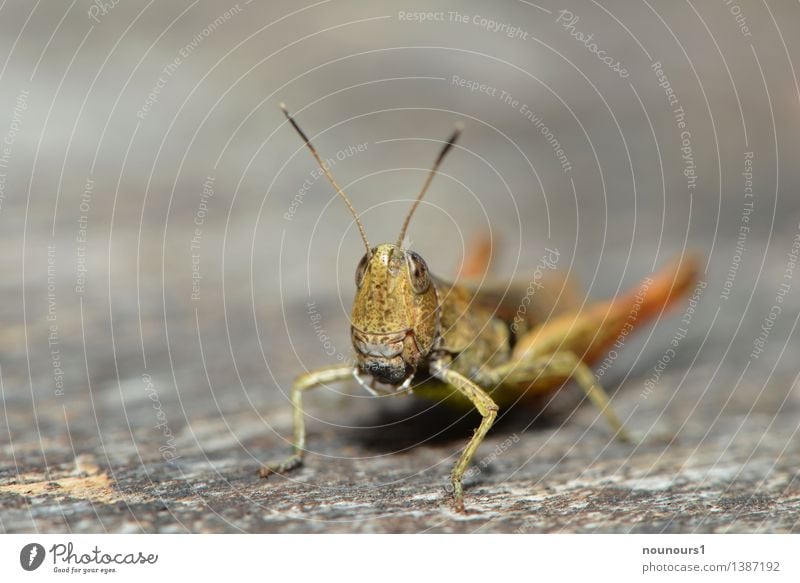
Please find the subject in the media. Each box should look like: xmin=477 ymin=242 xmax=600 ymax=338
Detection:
xmin=355 ymin=252 xmax=369 ymax=287
xmin=406 ymin=251 xmax=430 ymax=294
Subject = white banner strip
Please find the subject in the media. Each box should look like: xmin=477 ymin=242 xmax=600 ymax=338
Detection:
xmin=1 ymin=534 xmax=796 ymax=582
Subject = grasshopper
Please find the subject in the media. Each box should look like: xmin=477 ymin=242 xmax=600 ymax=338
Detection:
xmin=261 ymin=104 xmax=700 ymax=512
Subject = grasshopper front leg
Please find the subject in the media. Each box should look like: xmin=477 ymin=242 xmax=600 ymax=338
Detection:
xmin=482 ymin=351 xmax=634 ymax=443
xmin=258 ymin=365 xmax=354 ymax=478
xmin=430 ymin=361 xmax=499 ymax=513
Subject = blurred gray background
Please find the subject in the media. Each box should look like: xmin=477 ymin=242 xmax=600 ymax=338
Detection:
xmin=1 ymin=0 xmax=800 ymax=533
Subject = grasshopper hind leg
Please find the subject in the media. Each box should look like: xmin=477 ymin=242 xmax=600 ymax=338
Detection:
xmin=258 ymin=365 xmax=353 ymax=478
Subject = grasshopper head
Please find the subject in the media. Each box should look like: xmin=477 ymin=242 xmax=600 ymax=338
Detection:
xmin=350 ymin=243 xmax=439 ymax=389
xmin=277 ymin=104 xmax=460 ymax=392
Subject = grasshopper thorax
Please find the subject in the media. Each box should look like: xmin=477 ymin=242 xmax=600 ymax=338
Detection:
xmin=350 ymin=243 xmax=439 ymax=391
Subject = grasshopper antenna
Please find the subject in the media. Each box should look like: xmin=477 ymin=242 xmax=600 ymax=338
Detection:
xmin=396 ymin=122 xmax=463 ymax=248
xmin=280 ymin=102 xmax=371 ymax=254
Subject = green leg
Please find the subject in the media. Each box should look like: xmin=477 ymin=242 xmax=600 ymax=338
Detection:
xmin=258 ymin=365 xmax=353 ymax=478
xmin=482 ymin=351 xmax=634 ymax=443
xmin=431 ymin=363 xmax=499 ymax=513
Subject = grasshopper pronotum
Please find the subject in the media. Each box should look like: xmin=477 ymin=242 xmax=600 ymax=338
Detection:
xmin=261 ymin=104 xmax=699 ymax=512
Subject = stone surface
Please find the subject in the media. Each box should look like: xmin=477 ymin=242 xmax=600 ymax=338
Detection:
xmin=2 ymin=346 xmax=800 ymax=533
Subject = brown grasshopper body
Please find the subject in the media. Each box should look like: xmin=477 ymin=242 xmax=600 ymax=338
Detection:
xmin=262 ymin=104 xmax=700 ymax=511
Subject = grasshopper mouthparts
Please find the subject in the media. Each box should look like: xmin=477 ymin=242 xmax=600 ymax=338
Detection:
xmin=352 ymin=367 xmax=414 ymax=397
